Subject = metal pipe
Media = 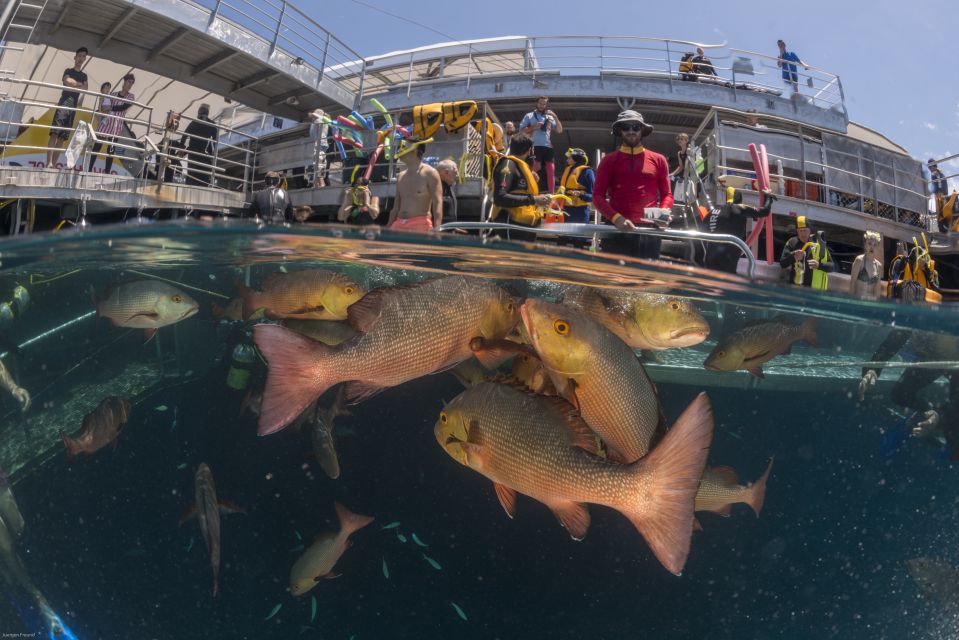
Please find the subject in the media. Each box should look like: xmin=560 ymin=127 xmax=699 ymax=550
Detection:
xmin=436 ymin=222 xmax=758 ymax=278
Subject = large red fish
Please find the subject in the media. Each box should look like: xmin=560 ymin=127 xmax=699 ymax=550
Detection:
xmin=59 ymin=397 xmax=132 ymax=459
xmin=236 ymin=269 xmax=364 ymax=321
xmin=94 ymin=280 xmax=199 ymax=340
xmin=435 ymin=381 xmax=713 ymax=575
xmin=253 ymin=276 xmax=518 ymax=435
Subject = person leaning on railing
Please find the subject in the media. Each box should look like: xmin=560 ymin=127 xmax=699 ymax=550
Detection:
xmin=592 ymin=110 xmax=673 ymax=260
xmin=88 ymin=74 xmax=136 ymax=175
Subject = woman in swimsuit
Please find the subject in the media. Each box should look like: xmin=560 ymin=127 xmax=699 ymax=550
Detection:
xmin=849 ymin=230 xmax=884 ymax=299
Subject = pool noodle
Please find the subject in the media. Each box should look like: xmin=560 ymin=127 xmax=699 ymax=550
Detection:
xmin=745 ymin=143 xmax=774 ymax=264
xmin=363 ymin=144 xmax=384 ymax=181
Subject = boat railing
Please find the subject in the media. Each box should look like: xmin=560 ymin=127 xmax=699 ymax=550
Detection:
xmin=438 ymin=222 xmax=758 ymax=279
xmin=188 ymin=0 xmax=364 ymax=94
xmin=690 ymin=107 xmax=927 ymax=231
xmin=347 ymin=35 xmax=845 ymax=113
xmin=0 ymin=78 xmax=258 ymax=193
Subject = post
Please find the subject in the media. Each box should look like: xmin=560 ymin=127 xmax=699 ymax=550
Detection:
xmin=798 ymin=124 xmax=807 ymax=202
xmin=857 ymin=150 xmax=864 ymax=213
xmin=466 ymin=44 xmax=473 ymax=90
xmin=270 ymin=1 xmax=286 ymax=56
xmin=318 ymin=33 xmax=330 ymax=84
xmin=665 ymin=40 xmax=672 ymax=91
xmin=354 ymin=58 xmax=366 ymax=109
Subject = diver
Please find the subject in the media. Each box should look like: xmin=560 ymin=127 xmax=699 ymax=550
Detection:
xmin=0 ymin=283 xmax=30 ymax=412
xmin=704 ymin=180 xmax=776 ymax=274
xmin=779 ymin=216 xmax=833 ymax=289
xmin=336 ymin=170 xmax=381 ymax=225
xmin=248 ymin=171 xmax=295 ymax=224
xmin=888 ymin=235 xmax=940 ymax=300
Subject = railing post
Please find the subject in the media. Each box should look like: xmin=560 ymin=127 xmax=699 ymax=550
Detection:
xmin=317 ymin=32 xmax=330 ymax=84
xmin=207 ymin=0 xmax=222 ymax=29
xmin=466 ymin=44 xmax=473 ymax=90
xmin=354 ymin=58 xmax=366 ymax=110
xmin=406 ymin=52 xmax=414 ymax=98
xmin=665 ymin=40 xmax=672 ymax=91
xmin=857 ymin=150 xmax=864 ymax=213
xmin=270 ymin=1 xmax=286 ymax=57
xmin=798 ymin=124 xmax=807 ymax=202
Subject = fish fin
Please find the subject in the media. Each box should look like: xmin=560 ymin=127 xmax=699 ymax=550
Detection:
xmin=470 ymin=337 xmax=529 ymax=370
xmin=143 ymin=328 xmax=158 ymax=343
xmin=334 ymin=502 xmax=374 ymax=535
xmin=213 ymin=578 xmax=219 ymax=598
xmin=536 ymin=394 xmax=604 ymax=456
xmin=59 ymin=431 xmax=79 ymax=460
xmin=179 ymin=504 xmax=197 ymax=526
xmin=218 ymin=500 xmax=247 ymax=516
xmin=493 ymin=483 xmax=518 ymax=519
xmin=343 ymin=380 xmax=387 ymax=404
xmin=801 ymin=317 xmax=819 ymax=348
xmin=324 ymin=572 xmax=341 ymax=580
xmin=253 ymin=324 xmax=332 ymax=435
xmin=346 ymin=289 xmax=388 ymax=332
xmin=459 ymin=441 xmax=489 ymax=471
xmin=548 ymin=500 xmax=591 ymax=541
xmin=624 ymin=392 xmax=713 ymax=576
xmin=746 ymin=458 xmax=774 ymax=517
xmin=693 ymin=517 xmax=703 ymax=532
xmin=331 ymin=385 xmax=352 ymax=418
xmin=708 ymin=465 xmax=740 ymax=485
xmin=554 ymin=377 xmax=579 ymax=411
xmin=746 ymin=365 xmax=764 ymax=379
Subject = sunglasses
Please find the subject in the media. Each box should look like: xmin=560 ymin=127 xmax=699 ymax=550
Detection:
xmin=618 ymin=124 xmax=644 ymax=132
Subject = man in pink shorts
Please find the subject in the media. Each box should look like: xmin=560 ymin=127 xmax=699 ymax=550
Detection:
xmin=388 ymin=137 xmax=442 ymax=231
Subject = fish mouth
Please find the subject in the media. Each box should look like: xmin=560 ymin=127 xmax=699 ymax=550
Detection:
xmin=518 ymin=302 xmax=537 ymax=341
xmin=444 ymin=435 xmax=460 ymax=446
xmin=671 ymin=326 xmax=709 ymax=339
xmin=703 ymin=361 xmax=722 ymax=372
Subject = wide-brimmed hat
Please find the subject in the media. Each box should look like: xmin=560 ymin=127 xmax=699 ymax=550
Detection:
xmin=613 ymin=110 xmax=653 ymax=136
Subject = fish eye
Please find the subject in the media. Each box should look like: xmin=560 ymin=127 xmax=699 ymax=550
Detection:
xmin=669 ymin=300 xmax=681 ymax=311
xmin=439 ymin=411 xmax=448 ymax=424
xmin=172 ymin=295 xmax=182 ymax=303
xmin=344 ymin=286 xmax=354 ymax=295
xmin=553 ymin=319 xmax=569 ymax=335
xmin=506 ymin=301 xmax=514 ymax=312
xmin=717 ymin=350 xmax=725 ymax=357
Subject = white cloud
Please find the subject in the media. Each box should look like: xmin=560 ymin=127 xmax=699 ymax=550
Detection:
xmin=922 ymin=122 xmax=938 ymax=131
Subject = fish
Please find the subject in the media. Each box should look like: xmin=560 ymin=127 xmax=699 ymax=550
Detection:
xmin=561 ymin=286 xmax=710 ymax=351
xmin=12 ymin=285 xmax=29 ymax=313
xmin=0 ymin=302 xmax=13 ymax=325
xmin=520 ymin=298 xmax=663 ymax=464
xmin=282 ymin=319 xmax=357 ymax=346
xmin=59 ymin=396 xmax=132 ymax=459
xmin=411 ymin=533 xmax=428 ymax=548
xmin=907 ymin=557 xmax=959 ymax=611
xmin=694 ymin=459 xmax=774 ymax=518
xmin=382 ymin=558 xmax=389 ymax=579
xmin=435 ymin=381 xmax=713 ymax=575
xmin=310 ymin=387 xmax=351 ymax=480
xmin=422 ymin=554 xmax=442 ymax=570
xmin=253 ymin=276 xmax=519 ymax=435
xmin=211 ymin=298 xmax=245 ymax=322
xmin=236 ymin=269 xmax=365 ymax=321
xmin=510 ymin=351 xmax=556 ymax=395
xmin=381 ymin=522 xmax=401 ymax=530
xmin=450 ymin=359 xmax=492 ymax=388
xmin=93 ymin=280 xmax=199 ymax=340
xmin=264 ymin=603 xmax=282 ymax=620
xmin=396 ymin=533 xmax=407 ymax=543
xmin=450 ymin=602 xmax=468 ymax=621
xmin=310 ymin=596 xmax=317 ymax=622
xmin=289 ymin=502 xmax=373 ymax=596
xmin=179 ymin=464 xmax=246 ymax=598
xmin=703 ymin=316 xmax=818 ymax=378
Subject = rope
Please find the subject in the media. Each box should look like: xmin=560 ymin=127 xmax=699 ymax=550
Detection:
xmin=125 ymin=269 xmax=230 ymax=300
xmin=28 ymin=269 xmax=82 ymax=285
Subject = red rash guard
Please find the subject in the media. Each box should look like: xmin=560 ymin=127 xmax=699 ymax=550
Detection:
xmin=593 ymin=145 xmax=674 ymax=225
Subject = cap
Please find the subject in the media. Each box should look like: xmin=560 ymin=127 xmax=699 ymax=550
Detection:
xmin=796 ymin=215 xmax=808 ymax=230
xmin=565 ymin=147 xmax=588 ymax=163
xmin=613 ymin=110 xmax=653 ymax=136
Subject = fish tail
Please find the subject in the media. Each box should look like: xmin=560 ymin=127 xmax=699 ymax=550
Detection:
xmin=59 ymin=431 xmax=79 ymax=460
xmin=746 ymin=457 xmax=774 ymax=517
xmin=801 ymin=316 xmax=818 ymax=347
xmin=334 ymin=502 xmax=374 ymax=535
xmin=253 ymin=324 xmax=333 ymax=436
xmin=623 ymin=392 xmax=713 ymax=576
xmin=212 ymin=576 xmax=219 ymax=598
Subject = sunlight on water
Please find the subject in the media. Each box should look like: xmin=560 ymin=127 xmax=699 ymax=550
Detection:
xmin=0 ymin=220 xmax=957 ymax=639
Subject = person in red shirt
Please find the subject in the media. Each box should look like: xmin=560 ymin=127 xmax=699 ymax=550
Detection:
xmin=593 ymin=110 xmax=674 ymax=259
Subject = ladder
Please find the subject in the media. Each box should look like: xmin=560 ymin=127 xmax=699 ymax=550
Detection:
xmin=0 ymin=0 xmax=49 ymax=99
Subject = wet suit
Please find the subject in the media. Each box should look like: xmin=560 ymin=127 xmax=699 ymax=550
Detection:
xmin=704 ymin=193 xmax=774 ymax=274
xmin=491 ymin=155 xmax=538 ymax=242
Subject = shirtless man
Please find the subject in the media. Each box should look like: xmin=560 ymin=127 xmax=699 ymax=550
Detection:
xmin=388 ymin=137 xmax=442 ymax=231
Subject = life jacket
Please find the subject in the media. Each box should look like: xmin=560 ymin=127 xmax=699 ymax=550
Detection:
xmin=943 ymin=191 xmax=958 ymax=229
xmin=473 ymin=118 xmax=505 ymax=156
xmin=412 ymin=103 xmax=444 ymax=139
xmin=795 ymin=241 xmax=829 ymax=289
xmin=490 ymin=155 xmax=541 ymax=226
xmin=443 ymin=101 xmax=477 ymax=133
xmin=559 ymin=164 xmax=590 ymax=207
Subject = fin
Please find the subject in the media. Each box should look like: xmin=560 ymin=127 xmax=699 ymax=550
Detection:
xmin=346 ymin=290 xmax=388 ymax=332
xmin=746 ymin=365 xmax=764 ymax=379
xmin=746 ymin=458 xmax=774 ymax=517
xmin=324 ymin=572 xmax=341 ymax=580
xmin=179 ymin=504 xmax=197 ymax=526
xmin=59 ymin=431 xmax=79 ymax=460
xmin=143 ymin=328 xmax=157 ymax=343
xmin=213 ymin=577 xmax=219 ymax=598
xmin=334 ymin=502 xmax=374 ymax=535
xmin=548 ymin=500 xmax=591 ymax=541
xmin=708 ymin=465 xmax=740 ymax=486
xmin=459 ymin=441 xmax=490 ymax=471
xmin=494 ymin=483 xmax=517 ymax=519
xmin=343 ymin=380 xmax=387 ymax=404
xmin=538 ymin=395 xmax=603 ymax=456
xmin=623 ymin=392 xmax=713 ymax=576
xmin=252 ymin=324 xmax=332 ymax=436
xmin=218 ymin=500 xmax=247 ymax=516
xmin=801 ymin=317 xmax=819 ymax=348
xmin=470 ymin=337 xmax=530 ymax=370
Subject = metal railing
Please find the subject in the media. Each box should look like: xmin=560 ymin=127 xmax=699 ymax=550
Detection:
xmin=0 ymin=77 xmax=258 ymax=192
xmin=344 ymin=35 xmax=846 ymax=113
xmin=438 ymin=222 xmax=757 ymax=279
xmin=690 ymin=107 xmax=927 ymax=230
xmin=189 ymin=0 xmax=364 ymax=94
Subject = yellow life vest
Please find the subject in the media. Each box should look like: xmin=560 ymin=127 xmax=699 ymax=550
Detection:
xmin=943 ymin=191 xmax=958 ymax=229
xmin=412 ymin=103 xmax=444 ymax=139
xmin=795 ymin=241 xmax=829 ymax=289
xmin=559 ymin=164 xmax=590 ymax=207
xmin=443 ymin=101 xmax=477 ymax=133
xmin=490 ymin=155 xmax=541 ymax=226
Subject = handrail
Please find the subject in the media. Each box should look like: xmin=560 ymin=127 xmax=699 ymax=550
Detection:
xmin=437 ymin=222 xmax=757 ymax=279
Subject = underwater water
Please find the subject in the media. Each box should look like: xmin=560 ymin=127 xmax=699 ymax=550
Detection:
xmin=0 ymin=221 xmax=957 ymax=640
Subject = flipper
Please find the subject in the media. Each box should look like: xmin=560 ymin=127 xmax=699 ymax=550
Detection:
xmin=548 ymin=500 xmax=591 ymax=541
xmin=494 ymin=483 xmax=517 ymax=519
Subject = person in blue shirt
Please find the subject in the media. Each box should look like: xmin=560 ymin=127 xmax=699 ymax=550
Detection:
xmin=519 ymin=96 xmax=564 ymax=194
xmin=557 ymin=148 xmax=594 ymax=224
xmin=776 ymin=39 xmax=808 ymax=93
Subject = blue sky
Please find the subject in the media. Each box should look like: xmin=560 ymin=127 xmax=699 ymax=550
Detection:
xmin=309 ymin=0 xmax=957 ymax=189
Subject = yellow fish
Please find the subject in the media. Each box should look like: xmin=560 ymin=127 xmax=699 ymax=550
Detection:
xmin=290 ymin=502 xmax=373 ymax=596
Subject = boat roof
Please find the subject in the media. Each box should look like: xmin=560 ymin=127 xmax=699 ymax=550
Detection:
xmin=846 ymin=122 xmax=910 ymax=156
